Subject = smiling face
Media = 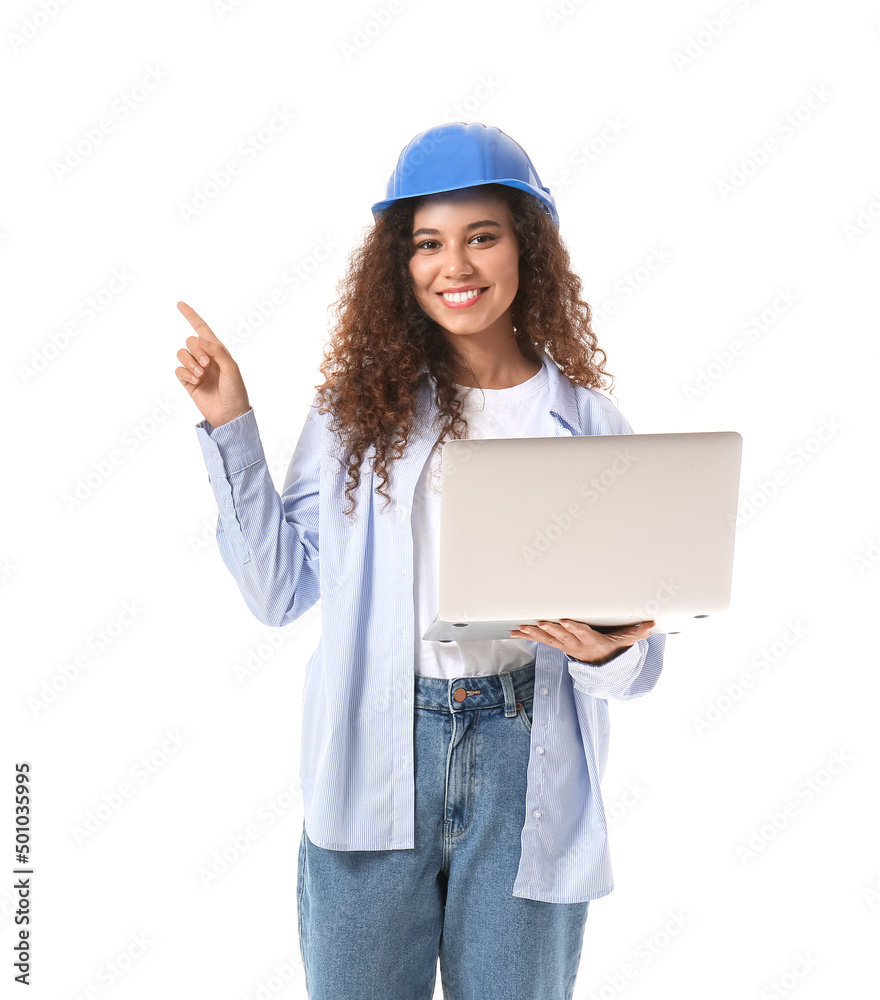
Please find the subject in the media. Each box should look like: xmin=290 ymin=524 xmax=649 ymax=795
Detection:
xmin=408 ymin=187 xmax=520 ymax=344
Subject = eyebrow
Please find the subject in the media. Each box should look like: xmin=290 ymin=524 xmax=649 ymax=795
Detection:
xmin=412 ymin=220 xmax=502 ymax=238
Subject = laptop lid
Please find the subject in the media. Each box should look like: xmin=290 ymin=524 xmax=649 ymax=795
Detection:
xmin=421 ymin=431 xmax=743 ymax=641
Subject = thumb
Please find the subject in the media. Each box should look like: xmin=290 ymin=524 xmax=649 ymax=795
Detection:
xmin=197 ymin=330 xmax=239 ymax=374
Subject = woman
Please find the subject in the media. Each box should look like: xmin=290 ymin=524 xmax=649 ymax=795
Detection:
xmin=175 ymin=122 xmax=665 ymax=1000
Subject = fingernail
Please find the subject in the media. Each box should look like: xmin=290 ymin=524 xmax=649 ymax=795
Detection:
xmin=199 ymin=355 xmax=209 ymax=365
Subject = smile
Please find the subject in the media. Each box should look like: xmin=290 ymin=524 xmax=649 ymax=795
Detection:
xmin=439 ymin=287 xmax=487 ymax=307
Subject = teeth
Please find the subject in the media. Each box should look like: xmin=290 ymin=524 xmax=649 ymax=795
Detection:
xmin=442 ymin=288 xmax=483 ymax=303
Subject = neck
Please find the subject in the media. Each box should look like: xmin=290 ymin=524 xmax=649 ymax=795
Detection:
xmin=449 ymin=335 xmax=542 ymax=389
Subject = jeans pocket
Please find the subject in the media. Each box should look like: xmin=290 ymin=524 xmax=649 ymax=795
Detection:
xmin=516 ymin=696 xmax=534 ymax=735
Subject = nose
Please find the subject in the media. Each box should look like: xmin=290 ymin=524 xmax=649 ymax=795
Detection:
xmin=443 ymin=241 xmax=473 ymax=277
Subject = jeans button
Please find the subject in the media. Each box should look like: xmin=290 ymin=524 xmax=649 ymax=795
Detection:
xmin=453 ymin=688 xmax=467 ymax=703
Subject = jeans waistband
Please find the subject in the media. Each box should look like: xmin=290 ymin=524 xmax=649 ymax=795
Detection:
xmin=414 ymin=660 xmax=535 ymax=717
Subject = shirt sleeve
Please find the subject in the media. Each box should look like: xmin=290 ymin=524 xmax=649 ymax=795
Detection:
xmin=567 ymin=632 xmax=666 ymax=701
xmin=194 ymin=403 xmax=322 ymax=627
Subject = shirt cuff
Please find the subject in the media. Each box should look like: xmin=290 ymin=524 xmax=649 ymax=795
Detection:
xmin=567 ymin=640 xmax=643 ymax=694
xmin=194 ymin=408 xmax=265 ymax=477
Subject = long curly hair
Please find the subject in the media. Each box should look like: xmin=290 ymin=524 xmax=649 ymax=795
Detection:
xmin=313 ymin=182 xmax=614 ymax=518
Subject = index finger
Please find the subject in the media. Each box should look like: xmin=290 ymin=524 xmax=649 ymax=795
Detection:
xmin=177 ymin=300 xmax=219 ymax=344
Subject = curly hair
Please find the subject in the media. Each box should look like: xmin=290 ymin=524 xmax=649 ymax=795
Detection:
xmin=312 ymin=182 xmax=614 ymax=519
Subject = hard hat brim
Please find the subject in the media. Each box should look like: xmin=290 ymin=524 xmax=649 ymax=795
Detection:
xmin=371 ymin=178 xmax=559 ymax=226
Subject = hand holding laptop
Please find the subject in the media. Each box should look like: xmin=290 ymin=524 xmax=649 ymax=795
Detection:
xmin=509 ymin=619 xmax=655 ymax=665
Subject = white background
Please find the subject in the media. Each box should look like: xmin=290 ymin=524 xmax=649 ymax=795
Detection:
xmin=3 ymin=0 xmax=879 ymax=998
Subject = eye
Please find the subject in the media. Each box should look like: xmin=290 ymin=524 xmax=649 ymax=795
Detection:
xmin=413 ymin=233 xmax=499 ymax=252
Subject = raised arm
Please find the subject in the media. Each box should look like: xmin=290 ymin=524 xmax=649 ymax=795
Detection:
xmin=176 ymin=301 xmax=321 ymax=626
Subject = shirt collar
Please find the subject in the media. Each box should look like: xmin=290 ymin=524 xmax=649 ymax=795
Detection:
xmin=539 ymin=349 xmax=582 ymax=435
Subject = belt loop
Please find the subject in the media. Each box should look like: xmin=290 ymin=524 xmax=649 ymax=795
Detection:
xmin=499 ymin=672 xmax=517 ymax=717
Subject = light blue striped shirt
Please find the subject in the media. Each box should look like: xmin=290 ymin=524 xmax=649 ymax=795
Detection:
xmin=194 ymin=348 xmax=665 ymax=903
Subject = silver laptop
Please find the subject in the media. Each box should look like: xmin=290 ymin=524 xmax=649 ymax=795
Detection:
xmin=421 ymin=431 xmax=743 ymax=640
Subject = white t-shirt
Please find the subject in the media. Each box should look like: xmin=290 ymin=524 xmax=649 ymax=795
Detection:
xmin=412 ymin=363 xmax=559 ymax=678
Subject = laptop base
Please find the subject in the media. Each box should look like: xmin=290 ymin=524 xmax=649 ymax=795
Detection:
xmin=421 ymin=614 xmax=710 ymax=642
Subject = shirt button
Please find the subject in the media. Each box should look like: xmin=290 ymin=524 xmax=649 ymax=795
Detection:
xmin=211 ymin=452 xmax=219 ymax=459
xmin=536 ymin=746 xmax=545 ymax=754
xmin=541 ymin=688 xmax=549 ymax=695
xmin=224 ymin=500 xmax=232 ymax=507
xmin=533 ymin=810 xmax=542 ymax=820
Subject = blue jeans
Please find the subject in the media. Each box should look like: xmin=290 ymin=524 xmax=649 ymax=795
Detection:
xmin=297 ymin=660 xmax=590 ymax=999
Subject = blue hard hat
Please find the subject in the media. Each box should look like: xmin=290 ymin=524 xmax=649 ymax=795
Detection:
xmin=371 ymin=122 xmax=559 ymax=226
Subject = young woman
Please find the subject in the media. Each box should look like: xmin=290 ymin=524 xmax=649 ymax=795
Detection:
xmin=175 ymin=122 xmax=666 ymax=1000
